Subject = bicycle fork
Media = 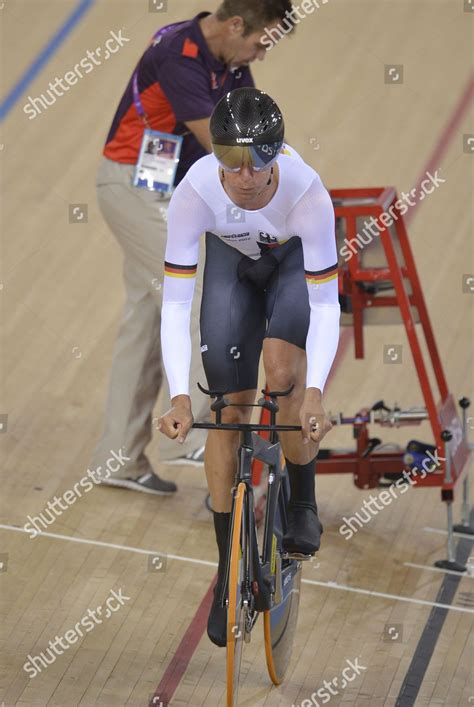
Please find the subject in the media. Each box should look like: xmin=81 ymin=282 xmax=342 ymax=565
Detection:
xmin=221 ymin=432 xmax=285 ymax=618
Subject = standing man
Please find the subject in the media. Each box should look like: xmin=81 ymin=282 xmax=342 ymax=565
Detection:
xmin=93 ymin=1 xmax=297 ymax=494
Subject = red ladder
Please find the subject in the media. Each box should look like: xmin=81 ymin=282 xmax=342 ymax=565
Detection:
xmin=253 ymin=188 xmax=472 ymax=569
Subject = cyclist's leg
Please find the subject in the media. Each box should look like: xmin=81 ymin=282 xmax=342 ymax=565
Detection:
xmin=204 ymin=390 xmax=256 ymax=511
xmin=262 ymin=239 xmax=316 ymax=461
xmin=200 ymin=233 xmax=264 ymax=644
xmin=262 ymin=339 xmax=318 ymax=462
xmin=200 ymin=233 xmax=265 ymax=511
xmin=204 ymin=391 xmax=256 ymax=645
xmin=262 ymin=240 xmax=323 ymax=554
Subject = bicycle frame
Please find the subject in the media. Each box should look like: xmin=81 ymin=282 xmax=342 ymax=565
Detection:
xmin=193 ymin=385 xmax=301 ymax=614
xmin=231 ymin=429 xmax=285 ymax=614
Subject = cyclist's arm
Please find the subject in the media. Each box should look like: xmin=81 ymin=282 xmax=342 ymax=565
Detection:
xmin=287 ymin=177 xmax=340 ymax=394
xmin=161 ymin=177 xmax=214 ymax=399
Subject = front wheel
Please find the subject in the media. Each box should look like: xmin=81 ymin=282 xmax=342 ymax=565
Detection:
xmin=226 ymin=482 xmax=247 ymax=706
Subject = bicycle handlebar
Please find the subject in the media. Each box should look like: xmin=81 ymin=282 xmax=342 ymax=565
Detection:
xmin=197 ymin=382 xmax=295 ymax=400
xmin=194 ymin=384 xmax=429 ymax=429
xmin=192 ymin=422 xmax=301 ymax=432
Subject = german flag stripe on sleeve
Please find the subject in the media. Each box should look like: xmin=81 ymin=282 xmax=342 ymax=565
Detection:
xmin=164 ymin=261 xmax=198 ymax=279
xmin=305 ymin=263 xmax=339 ymax=285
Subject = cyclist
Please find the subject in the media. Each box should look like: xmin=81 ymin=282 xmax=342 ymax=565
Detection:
xmin=159 ymin=88 xmax=340 ymax=646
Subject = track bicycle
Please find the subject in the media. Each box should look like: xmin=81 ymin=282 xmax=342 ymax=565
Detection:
xmin=193 ymin=383 xmax=313 ymax=706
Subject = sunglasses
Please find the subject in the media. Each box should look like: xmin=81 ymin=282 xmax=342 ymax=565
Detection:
xmin=212 ymin=141 xmax=283 ymax=172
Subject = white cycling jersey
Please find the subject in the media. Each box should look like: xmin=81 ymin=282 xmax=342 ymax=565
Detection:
xmin=161 ymin=145 xmax=341 ymax=399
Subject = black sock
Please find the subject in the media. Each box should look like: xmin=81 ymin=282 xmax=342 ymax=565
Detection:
xmin=285 ymin=457 xmax=317 ymax=508
xmin=208 ymin=511 xmax=231 ymax=647
xmin=213 ymin=511 xmax=231 ymax=590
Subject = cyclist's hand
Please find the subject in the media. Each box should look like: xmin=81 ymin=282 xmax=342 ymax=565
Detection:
xmin=158 ymin=395 xmax=194 ymax=444
xmin=299 ymin=388 xmax=333 ymax=445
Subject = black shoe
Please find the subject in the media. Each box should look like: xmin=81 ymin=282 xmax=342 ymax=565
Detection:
xmin=207 ymin=581 xmax=227 ymax=647
xmin=282 ymin=502 xmax=323 ymax=556
xmin=99 ymin=471 xmax=177 ymax=495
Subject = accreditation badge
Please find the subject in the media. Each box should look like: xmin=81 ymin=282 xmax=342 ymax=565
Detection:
xmin=133 ymin=130 xmax=183 ymax=194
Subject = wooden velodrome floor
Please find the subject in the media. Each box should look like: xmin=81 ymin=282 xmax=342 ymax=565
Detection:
xmin=1 ymin=0 xmax=473 ymax=705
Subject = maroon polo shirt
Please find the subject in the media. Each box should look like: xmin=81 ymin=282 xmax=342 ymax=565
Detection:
xmin=103 ymin=12 xmax=254 ymax=185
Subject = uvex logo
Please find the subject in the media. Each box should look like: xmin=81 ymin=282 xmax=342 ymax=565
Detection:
xmin=236 ymin=138 xmax=254 ymax=144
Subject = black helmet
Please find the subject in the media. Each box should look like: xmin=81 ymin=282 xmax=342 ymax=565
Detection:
xmin=210 ymin=87 xmax=285 ymax=172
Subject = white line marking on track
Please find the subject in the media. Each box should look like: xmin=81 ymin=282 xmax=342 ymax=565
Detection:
xmin=2 ymin=524 xmax=473 ymax=614
xmin=422 ymin=526 xmax=474 ymax=538
xmin=404 ymin=561 xmax=473 ymax=578
xmin=300 ymin=578 xmax=474 ymax=613
xmin=0 ymin=523 xmax=218 ymax=568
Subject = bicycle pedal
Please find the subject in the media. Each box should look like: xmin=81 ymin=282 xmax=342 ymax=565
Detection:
xmin=282 ymin=551 xmax=313 ymax=561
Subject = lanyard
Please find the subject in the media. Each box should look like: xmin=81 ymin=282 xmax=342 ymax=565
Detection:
xmin=132 ymin=72 xmax=150 ymax=127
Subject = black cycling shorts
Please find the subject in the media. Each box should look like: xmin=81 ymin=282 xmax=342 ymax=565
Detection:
xmin=200 ymin=232 xmax=311 ymax=394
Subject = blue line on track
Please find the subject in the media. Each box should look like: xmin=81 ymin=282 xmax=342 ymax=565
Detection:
xmin=0 ymin=0 xmax=95 ymax=121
